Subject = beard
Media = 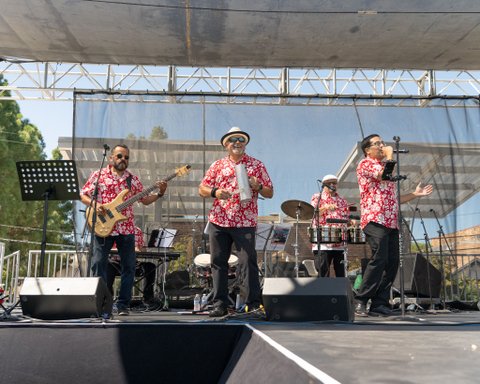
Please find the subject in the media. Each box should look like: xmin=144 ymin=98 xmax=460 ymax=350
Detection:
xmin=113 ymin=162 xmax=127 ymax=171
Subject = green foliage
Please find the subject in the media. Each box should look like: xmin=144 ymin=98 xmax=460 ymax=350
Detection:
xmin=150 ymin=126 xmax=168 ymax=140
xmin=169 ymin=235 xmax=191 ymax=272
xmin=0 ymin=75 xmax=74 ymax=270
xmin=125 ymin=125 xmax=167 ymax=141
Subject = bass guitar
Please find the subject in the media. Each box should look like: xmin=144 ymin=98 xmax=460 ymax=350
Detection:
xmin=86 ymin=164 xmax=191 ymax=237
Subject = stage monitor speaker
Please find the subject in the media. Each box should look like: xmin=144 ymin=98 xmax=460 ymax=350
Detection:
xmin=393 ymin=253 xmax=442 ymax=298
xmin=262 ymin=277 xmax=355 ymax=322
xmin=20 ymin=277 xmax=112 ymax=320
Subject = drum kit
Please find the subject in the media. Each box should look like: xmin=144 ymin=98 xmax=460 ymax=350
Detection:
xmin=280 ymin=200 xmax=315 ymax=277
xmin=281 ymin=199 xmax=365 ymax=277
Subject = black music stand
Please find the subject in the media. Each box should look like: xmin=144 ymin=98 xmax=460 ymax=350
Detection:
xmin=16 ymin=160 xmax=80 ymax=276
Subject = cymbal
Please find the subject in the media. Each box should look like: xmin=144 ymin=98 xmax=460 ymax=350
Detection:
xmin=281 ymin=200 xmax=314 ymax=220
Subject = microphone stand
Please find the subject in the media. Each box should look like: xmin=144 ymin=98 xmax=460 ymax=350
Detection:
xmin=393 ymin=136 xmax=408 ymax=317
xmin=416 ymin=208 xmax=435 ymax=309
xmin=401 ymin=216 xmax=422 ymax=255
xmin=314 ymin=181 xmax=323 ymax=273
xmin=430 ymin=209 xmax=453 ymax=307
xmin=83 ymin=146 xmax=110 ymax=277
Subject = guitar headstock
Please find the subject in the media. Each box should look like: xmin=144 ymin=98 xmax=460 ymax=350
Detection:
xmin=176 ymin=164 xmax=191 ymax=177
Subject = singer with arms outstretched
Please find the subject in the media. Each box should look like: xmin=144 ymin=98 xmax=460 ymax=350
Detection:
xmin=355 ymin=134 xmax=433 ymax=317
xmin=80 ymin=144 xmax=167 ymax=316
xmin=310 ymin=174 xmax=350 ymax=277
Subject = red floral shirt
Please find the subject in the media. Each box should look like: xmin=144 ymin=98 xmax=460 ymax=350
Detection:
xmin=310 ymin=191 xmax=349 ymax=227
xmin=357 ymin=157 xmax=398 ymax=229
xmin=310 ymin=190 xmax=349 ymax=250
xmin=202 ymin=154 xmax=273 ymax=227
xmin=81 ymin=165 xmax=144 ymax=236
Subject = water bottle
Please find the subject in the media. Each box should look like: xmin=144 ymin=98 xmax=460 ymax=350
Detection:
xmin=201 ymin=293 xmax=208 ymax=310
xmin=353 ymin=274 xmax=363 ymax=290
xmin=235 ymin=294 xmax=243 ymax=311
xmin=193 ymin=294 xmax=201 ymax=312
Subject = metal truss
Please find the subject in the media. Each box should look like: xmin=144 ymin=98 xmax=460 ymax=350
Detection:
xmin=1 ymin=61 xmax=480 ymax=106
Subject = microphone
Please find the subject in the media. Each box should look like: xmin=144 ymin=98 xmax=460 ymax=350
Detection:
xmin=317 ymin=180 xmax=336 ymax=192
xmin=324 ymin=184 xmax=336 ymax=192
xmin=393 ymin=149 xmax=409 ymax=153
xmin=103 ymin=144 xmax=110 ymax=151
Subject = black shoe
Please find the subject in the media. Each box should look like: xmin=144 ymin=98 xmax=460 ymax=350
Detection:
xmin=355 ymin=302 xmax=368 ymax=317
xmin=208 ymin=307 xmax=228 ymax=318
xmin=368 ymin=305 xmax=393 ymax=317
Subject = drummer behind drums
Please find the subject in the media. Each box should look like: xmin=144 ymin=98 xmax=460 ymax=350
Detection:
xmin=310 ymin=174 xmax=350 ymax=277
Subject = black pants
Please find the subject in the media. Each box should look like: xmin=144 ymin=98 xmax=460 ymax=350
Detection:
xmin=356 ymin=222 xmax=399 ymax=308
xmin=106 ymin=260 xmax=156 ymax=303
xmin=209 ymin=223 xmax=261 ymax=309
xmin=314 ymin=249 xmax=345 ymax=277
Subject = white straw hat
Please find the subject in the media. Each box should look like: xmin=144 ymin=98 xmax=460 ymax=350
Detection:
xmin=220 ymin=127 xmax=250 ymax=146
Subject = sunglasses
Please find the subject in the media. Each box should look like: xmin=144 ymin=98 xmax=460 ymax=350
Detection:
xmin=115 ymin=153 xmax=130 ymax=160
xmin=228 ymin=136 xmax=246 ymax=143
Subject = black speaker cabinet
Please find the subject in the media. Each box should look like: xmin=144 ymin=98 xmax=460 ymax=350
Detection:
xmin=262 ymin=277 xmax=355 ymax=322
xmin=20 ymin=277 xmax=112 ymax=320
xmin=393 ymin=253 xmax=442 ymax=298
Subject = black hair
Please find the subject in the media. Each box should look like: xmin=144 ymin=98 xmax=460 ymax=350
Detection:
xmin=111 ymin=144 xmax=129 ymax=153
xmin=360 ymin=134 xmax=380 ymax=156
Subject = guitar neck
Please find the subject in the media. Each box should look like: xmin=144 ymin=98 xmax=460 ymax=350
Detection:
xmin=116 ymin=172 xmax=179 ymax=212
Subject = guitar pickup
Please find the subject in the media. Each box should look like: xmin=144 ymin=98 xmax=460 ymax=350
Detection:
xmin=98 ymin=215 xmax=106 ymax=223
xmin=106 ymin=210 xmax=114 ymax=219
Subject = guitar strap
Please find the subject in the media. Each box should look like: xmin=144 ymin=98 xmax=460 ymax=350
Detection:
xmin=126 ymin=175 xmax=132 ymax=190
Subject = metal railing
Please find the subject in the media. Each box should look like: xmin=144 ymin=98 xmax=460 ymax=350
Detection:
xmin=0 ymin=242 xmax=21 ymax=306
xmin=27 ymin=250 xmax=88 ymax=278
xmin=1 ymin=247 xmax=477 ymax=306
xmin=25 ymin=250 xmax=147 ymax=299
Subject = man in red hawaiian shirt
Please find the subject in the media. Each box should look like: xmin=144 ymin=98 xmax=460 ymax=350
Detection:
xmin=199 ymin=127 xmax=274 ymax=317
xmin=80 ymin=144 xmax=167 ymax=316
xmin=355 ymin=134 xmax=433 ymax=316
xmin=310 ymin=174 xmax=350 ymax=277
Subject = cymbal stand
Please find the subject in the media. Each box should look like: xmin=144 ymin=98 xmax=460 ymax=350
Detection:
xmin=430 ymin=208 xmax=454 ymax=307
xmin=416 ymin=208 xmax=435 ymax=309
xmin=293 ymin=207 xmax=301 ymax=278
xmin=314 ymin=183 xmax=322 ymax=274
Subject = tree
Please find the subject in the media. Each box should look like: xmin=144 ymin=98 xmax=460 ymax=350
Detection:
xmin=150 ymin=125 xmax=168 ymax=140
xmin=0 ymin=75 xmax=73 ymax=272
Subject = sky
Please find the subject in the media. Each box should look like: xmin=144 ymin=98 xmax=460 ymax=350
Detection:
xmin=13 ymin=96 xmax=480 ymax=246
xmin=17 ymin=100 xmax=74 ymax=157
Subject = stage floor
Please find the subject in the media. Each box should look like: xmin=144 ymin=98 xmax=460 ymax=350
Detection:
xmin=2 ymin=307 xmax=480 ymax=383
